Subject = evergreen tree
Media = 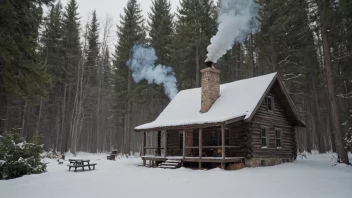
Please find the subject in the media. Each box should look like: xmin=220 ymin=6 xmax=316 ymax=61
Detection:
xmin=0 ymin=131 xmax=47 ymax=179
xmin=0 ymin=0 xmax=53 ymax=130
xmin=113 ymin=0 xmax=146 ymax=154
xmin=86 ymin=10 xmax=100 ymax=86
xmin=102 ymin=48 xmax=112 ymax=93
xmin=61 ymin=0 xmax=81 ymax=152
xmin=41 ymin=2 xmax=65 ymax=83
xmin=62 ymin=0 xmax=81 ymax=71
xmin=148 ymin=0 xmax=174 ymax=65
xmin=316 ymin=0 xmax=349 ymax=164
xmin=255 ymin=0 xmax=329 ymax=153
xmin=147 ymin=0 xmax=175 ymax=103
xmin=173 ymin=0 xmax=216 ymax=89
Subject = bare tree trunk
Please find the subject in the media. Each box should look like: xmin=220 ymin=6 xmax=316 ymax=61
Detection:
xmin=55 ymin=98 xmax=61 ymax=151
xmin=250 ymin=34 xmax=255 ymax=77
xmin=60 ymin=84 xmax=67 ymax=152
xmin=318 ymin=0 xmax=349 ymax=164
xmin=195 ymin=45 xmax=200 ymax=87
xmin=35 ymin=98 xmax=43 ymax=137
xmin=312 ymin=78 xmax=326 ymax=152
xmin=21 ymin=100 xmax=28 ymax=135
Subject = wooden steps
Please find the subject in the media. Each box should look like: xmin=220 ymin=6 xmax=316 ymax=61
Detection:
xmin=158 ymin=159 xmax=182 ymax=169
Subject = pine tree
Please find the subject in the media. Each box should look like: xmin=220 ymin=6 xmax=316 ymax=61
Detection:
xmin=0 ymin=0 xmax=53 ymax=131
xmin=113 ymin=0 xmax=146 ymax=155
xmin=41 ymin=2 xmax=66 ymax=83
xmin=316 ymin=0 xmax=349 ymax=164
xmin=255 ymin=0 xmax=332 ymax=153
xmin=173 ymin=0 xmax=216 ymax=89
xmin=148 ymin=0 xmax=174 ymax=65
xmin=40 ymin=1 xmax=65 ymax=150
xmin=146 ymin=0 xmax=175 ymax=103
xmin=86 ymin=10 xmax=100 ymax=86
xmin=61 ymin=0 xmax=81 ymax=152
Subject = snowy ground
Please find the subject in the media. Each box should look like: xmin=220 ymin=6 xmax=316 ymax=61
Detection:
xmin=1 ymin=153 xmax=351 ymax=198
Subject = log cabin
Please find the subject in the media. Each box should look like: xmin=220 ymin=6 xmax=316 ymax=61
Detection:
xmin=134 ymin=68 xmax=305 ymax=170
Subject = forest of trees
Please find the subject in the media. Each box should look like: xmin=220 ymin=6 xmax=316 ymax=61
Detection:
xmin=0 ymin=0 xmax=351 ymax=162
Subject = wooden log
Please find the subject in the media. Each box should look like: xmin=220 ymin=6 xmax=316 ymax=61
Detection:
xmin=157 ymin=131 xmax=161 ymax=156
xmin=182 ymin=130 xmax=186 ymax=159
xmin=164 ymin=130 xmax=168 ymax=157
xmin=222 ymin=125 xmax=225 ymax=160
xmin=142 ymin=132 xmax=146 ymax=156
xmin=199 ymin=128 xmax=202 ymax=169
xmin=144 ymin=147 xmax=165 ymax=150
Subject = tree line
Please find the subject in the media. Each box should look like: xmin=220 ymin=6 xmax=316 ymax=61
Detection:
xmin=0 ymin=0 xmax=351 ymax=162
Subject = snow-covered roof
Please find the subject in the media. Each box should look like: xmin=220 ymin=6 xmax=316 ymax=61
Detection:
xmin=135 ymin=72 xmax=303 ymax=131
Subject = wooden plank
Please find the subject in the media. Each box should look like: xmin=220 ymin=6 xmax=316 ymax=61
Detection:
xmin=199 ymin=128 xmax=202 ymax=169
xmin=135 ymin=117 xmax=246 ymax=132
xmin=157 ymin=131 xmax=161 ymax=156
xmin=221 ymin=125 xmax=225 ymax=160
xmin=142 ymin=132 xmax=146 ymax=157
xmin=182 ymin=130 xmax=186 ymax=159
xmin=183 ymin=157 xmax=244 ymax=163
xmin=164 ymin=130 xmax=168 ymax=157
xmin=185 ymin=146 xmax=241 ymax=149
xmin=144 ymin=147 xmax=165 ymax=150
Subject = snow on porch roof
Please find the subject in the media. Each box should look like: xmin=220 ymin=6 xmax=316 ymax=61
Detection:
xmin=135 ymin=72 xmax=278 ymax=131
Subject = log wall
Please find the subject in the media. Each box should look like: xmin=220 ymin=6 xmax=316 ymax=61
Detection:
xmin=227 ymin=122 xmax=250 ymax=158
xmin=166 ymin=129 xmax=193 ymax=156
xmin=250 ymin=87 xmax=297 ymax=159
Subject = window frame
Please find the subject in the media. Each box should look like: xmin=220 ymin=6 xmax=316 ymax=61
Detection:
xmin=266 ymin=96 xmax=274 ymax=112
xmin=260 ymin=126 xmax=268 ymax=148
xmin=275 ymin=128 xmax=282 ymax=149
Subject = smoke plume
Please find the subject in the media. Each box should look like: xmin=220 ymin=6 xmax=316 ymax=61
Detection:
xmin=127 ymin=45 xmax=178 ymax=100
xmin=206 ymin=0 xmax=259 ymax=63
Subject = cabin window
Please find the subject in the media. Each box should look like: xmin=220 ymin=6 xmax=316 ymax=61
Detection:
xmin=179 ymin=132 xmax=183 ymax=149
xmin=266 ymin=96 xmax=274 ymax=111
xmin=261 ymin=128 xmax=268 ymax=148
xmin=275 ymin=129 xmax=282 ymax=148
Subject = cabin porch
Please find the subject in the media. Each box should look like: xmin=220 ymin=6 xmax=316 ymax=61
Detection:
xmin=140 ymin=123 xmax=248 ymax=169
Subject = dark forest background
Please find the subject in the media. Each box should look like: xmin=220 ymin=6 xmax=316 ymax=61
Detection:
xmin=0 ymin=0 xmax=351 ymax=161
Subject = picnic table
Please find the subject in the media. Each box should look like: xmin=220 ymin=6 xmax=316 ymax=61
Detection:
xmin=67 ymin=159 xmax=97 ymax=172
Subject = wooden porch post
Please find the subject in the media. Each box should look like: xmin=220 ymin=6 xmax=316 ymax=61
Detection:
xmin=221 ymin=125 xmax=225 ymax=170
xmin=182 ymin=130 xmax=186 ymax=159
xmin=142 ymin=132 xmax=146 ymax=166
xmin=164 ymin=130 xmax=168 ymax=157
xmin=157 ymin=131 xmax=161 ymax=156
xmin=199 ymin=128 xmax=202 ymax=169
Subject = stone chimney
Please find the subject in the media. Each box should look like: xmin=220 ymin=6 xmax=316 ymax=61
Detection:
xmin=200 ymin=67 xmax=220 ymax=113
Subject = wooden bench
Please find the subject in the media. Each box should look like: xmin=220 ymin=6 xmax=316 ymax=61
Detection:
xmin=67 ymin=163 xmax=97 ymax=172
xmin=107 ymin=150 xmax=118 ymax=160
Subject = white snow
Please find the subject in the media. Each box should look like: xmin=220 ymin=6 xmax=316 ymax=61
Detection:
xmin=0 ymin=152 xmax=351 ymax=198
xmin=0 ymin=160 xmax=6 ymax=166
xmin=136 ymin=73 xmax=277 ymax=130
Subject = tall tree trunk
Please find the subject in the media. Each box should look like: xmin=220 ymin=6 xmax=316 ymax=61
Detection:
xmin=21 ymin=100 xmax=28 ymax=135
xmin=55 ymin=98 xmax=61 ymax=151
xmin=60 ymin=84 xmax=67 ymax=153
xmin=195 ymin=45 xmax=200 ymax=87
xmin=269 ymin=34 xmax=278 ymax=71
xmin=318 ymin=0 xmax=349 ymax=164
xmin=250 ymin=34 xmax=256 ymax=77
xmin=35 ymin=98 xmax=44 ymax=137
xmin=312 ymin=78 xmax=326 ymax=152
